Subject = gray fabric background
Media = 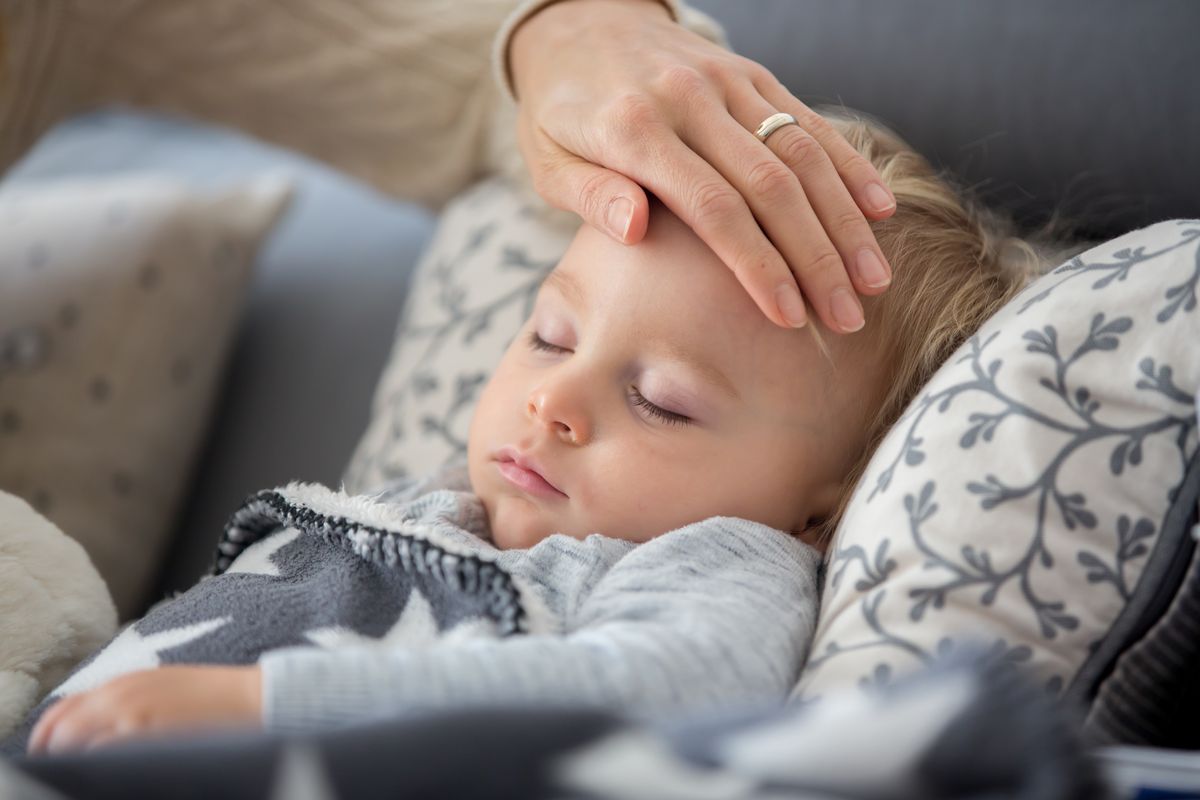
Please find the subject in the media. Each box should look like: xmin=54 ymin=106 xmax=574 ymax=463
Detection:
xmin=695 ymin=0 xmax=1199 ymax=239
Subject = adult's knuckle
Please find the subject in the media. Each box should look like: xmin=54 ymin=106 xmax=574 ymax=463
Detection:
xmin=607 ymin=93 xmax=659 ymax=141
xmin=694 ymin=55 xmax=736 ymax=86
xmin=690 ymin=181 xmax=741 ymax=227
xmin=576 ymin=171 xmax=612 ymax=221
xmin=830 ymin=207 xmax=868 ymax=234
xmin=774 ymin=130 xmax=825 ymax=172
xmin=801 ymin=110 xmax=836 ymax=139
xmin=745 ymin=159 xmax=796 ymax=204
xmin=799 ymin=248 xmax=847 ymax=281
xmin=656 ymin=64 xmax=709 ymax=104
xmin=736 ymin=56 xmax=773 ymax=85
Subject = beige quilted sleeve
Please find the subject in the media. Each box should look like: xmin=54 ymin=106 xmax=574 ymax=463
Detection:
xmin=0 ymin=0 xmax=726 ymax=209
xmin=0 ymin=0 xmax=516 ymax=209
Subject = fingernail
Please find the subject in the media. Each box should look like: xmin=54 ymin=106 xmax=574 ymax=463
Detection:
xmin=775 ymin=284 xmax=808 ymax=328
xmin=866 ymin=182 xmax=895 ymax=213
xmin=605 ymin=197 xmax=635 ymax=241
xmin=857 ymin=248 xmax=891 ymax=288
xmin=830 ymin=287 xmax=865 ymax=332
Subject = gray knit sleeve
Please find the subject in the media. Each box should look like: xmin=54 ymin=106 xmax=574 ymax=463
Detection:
xmin=259 ymin=516 xmax=820 ymax=733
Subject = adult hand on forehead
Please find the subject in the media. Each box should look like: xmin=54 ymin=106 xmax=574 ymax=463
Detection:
xmin=508 ymin=0 xmax=897 ymax=333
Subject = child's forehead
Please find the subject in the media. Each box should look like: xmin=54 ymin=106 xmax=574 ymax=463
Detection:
xmin=563 ymin=210 xmax=734 ymax=293
xmin=551 ymin=217 xmax=797 ymax=362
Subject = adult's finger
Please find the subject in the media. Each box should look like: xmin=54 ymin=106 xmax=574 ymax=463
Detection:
xmin=765 ymin=120 xmax=895 ymax=300
xmin=523 ymin=127 xmax=651 ymax=245
xmin=727 ymin=88 xmax=894 ymax=324
xmin=675 ymin=96 xmax=865 ymax=332
xmin=522 ymin=93 xmax=810 ymax=328
xmin=629 ymin=137 xmax=812 ymax=328
xmin=755 ymin=74 xmax=898 ymax=222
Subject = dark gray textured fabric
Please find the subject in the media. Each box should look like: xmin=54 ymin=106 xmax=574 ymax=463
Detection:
xmin=695 ymin=0 xmax=1200 ymax=239
xmin=1078 ymin=399 xmax=1200 ymax=746
xmin=7 ymin=658 xmax=1101 ymax=800
xmin=1084 ymin=526 xmax=1200 ymax=747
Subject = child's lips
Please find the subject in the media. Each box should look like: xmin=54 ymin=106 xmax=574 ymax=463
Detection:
xmin=493 ymin=449 xmax=567 ymax=499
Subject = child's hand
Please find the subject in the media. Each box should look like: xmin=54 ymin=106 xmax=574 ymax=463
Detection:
xmin=27 ymin=665 xmax=262 ymax=756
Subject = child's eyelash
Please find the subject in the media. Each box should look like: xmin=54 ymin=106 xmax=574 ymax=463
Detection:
xmin=528 ymin=331 xmax=691 ymax=427
xmin=527 ymin=331 xmax=568 ymax=353
xmin=631 ymin=388 xmax=692 ymax=427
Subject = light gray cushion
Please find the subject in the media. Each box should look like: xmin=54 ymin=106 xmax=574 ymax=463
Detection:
xmin=3 ymin=110 xmax=436 ymax=610
xmin=0 ymin=173 xmax=291 ymax=620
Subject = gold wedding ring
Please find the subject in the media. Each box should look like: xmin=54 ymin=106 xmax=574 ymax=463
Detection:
xmin=754 ymin=112 xmax=799 ymax=143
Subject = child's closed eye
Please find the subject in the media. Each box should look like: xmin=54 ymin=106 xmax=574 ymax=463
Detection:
xmin=527 ymin=331 xmax=692 ymax=427
xmin=528 ymin=331 xmax=570 ymax=354
xmin=630 ymin=388 xmax=692 ymax=427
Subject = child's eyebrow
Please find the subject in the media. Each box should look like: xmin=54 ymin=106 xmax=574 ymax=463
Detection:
xmin=544 ymin=269 xmax=585 ymax=308
xmin=544 ymin=269 xmax=739 ymax=400
xmin=658 ymin=339 xmax=740 ymax=400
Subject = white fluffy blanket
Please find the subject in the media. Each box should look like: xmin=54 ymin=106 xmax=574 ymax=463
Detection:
xmin=0 ymin=490 xmax=116 ymax=739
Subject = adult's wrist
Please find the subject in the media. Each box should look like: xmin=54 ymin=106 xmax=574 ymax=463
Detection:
xmin=496 ymin=0 xmax=680 ymax=102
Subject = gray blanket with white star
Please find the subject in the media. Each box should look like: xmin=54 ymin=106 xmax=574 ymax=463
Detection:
xmin=2 ymin=484 xmax=531 ymax=754
xmin=4 ymin=468 xmax=825 ymax=752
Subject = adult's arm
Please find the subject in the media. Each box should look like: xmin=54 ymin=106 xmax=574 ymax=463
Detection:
xmin=259 ymin=518 xmax=819 ymax=733
xmin=0 ymin=0 xmax=517 ymax=209
xmin=502 ymin=0 xmax=899 ymax=332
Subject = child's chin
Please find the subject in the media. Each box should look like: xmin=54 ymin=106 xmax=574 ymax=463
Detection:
xmin=486 ymin=499 xmax=559 ymax=550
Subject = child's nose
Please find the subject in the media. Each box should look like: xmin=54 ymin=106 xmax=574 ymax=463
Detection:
xmin=527 ymin=382 xmax=592 ymax=446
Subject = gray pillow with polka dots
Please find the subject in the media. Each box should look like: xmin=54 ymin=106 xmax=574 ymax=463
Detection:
xmin=0 ymin=174 xmax=291 ymax=620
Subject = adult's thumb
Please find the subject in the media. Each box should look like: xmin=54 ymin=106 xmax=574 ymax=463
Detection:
xmin=550 ymin=157 xmax=649 ymax=245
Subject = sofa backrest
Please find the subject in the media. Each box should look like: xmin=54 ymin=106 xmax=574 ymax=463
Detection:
xmin=695 ymin=0 xmax=1199 ymax=239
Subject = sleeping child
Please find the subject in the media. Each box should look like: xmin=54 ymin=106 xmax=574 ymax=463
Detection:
xmin=10 ymin=112 xmax=1046 ymax=756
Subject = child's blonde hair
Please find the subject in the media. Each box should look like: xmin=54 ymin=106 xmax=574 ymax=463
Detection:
xmin=808 ymin=109 xmax=1076 ymax=545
